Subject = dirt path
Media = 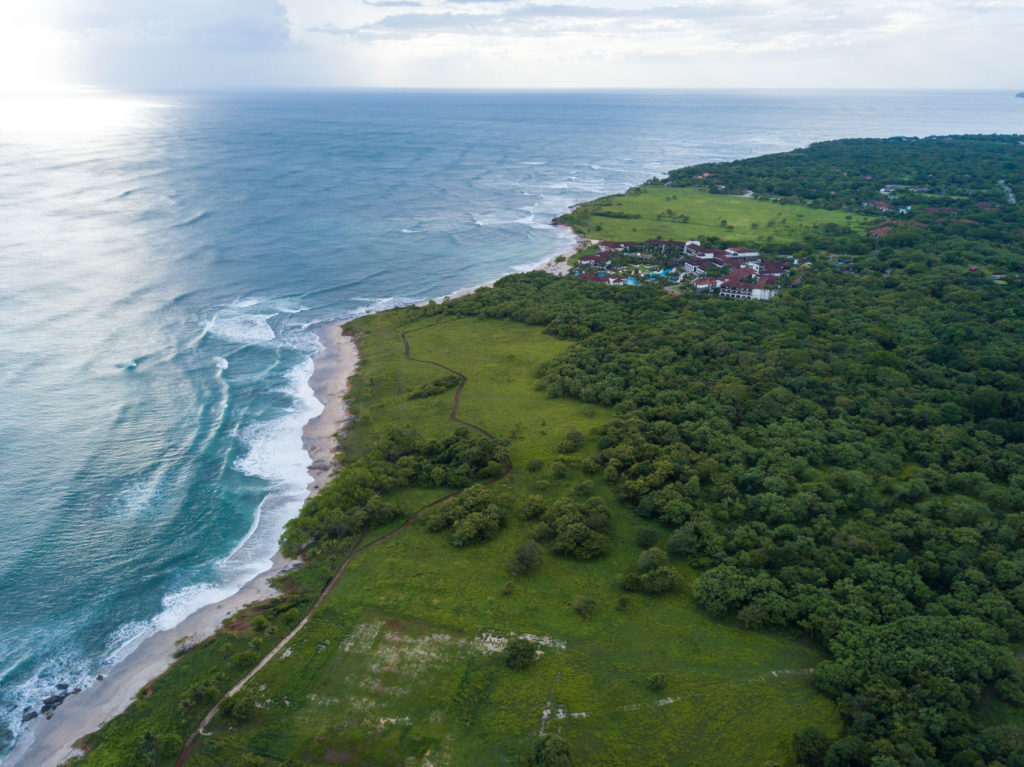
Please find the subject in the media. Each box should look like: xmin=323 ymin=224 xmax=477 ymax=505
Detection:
xmin=175 ymin=322 xmax=510 ymax=766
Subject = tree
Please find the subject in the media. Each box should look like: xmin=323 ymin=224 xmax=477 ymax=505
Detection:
xmin=558 ymin=427 xmax=585 ymax=454
xmin=529 ymin=734 xmax=573 ymax=767
xmin=794 ymin=727 xmax=830 ymax=767
xmin=505 ymin=637 xmax=538 ymax=670
xmin=508 ymin=541 xmax=543 ymax=576
xmin=623 ymin=547 xmax=681 ymax=594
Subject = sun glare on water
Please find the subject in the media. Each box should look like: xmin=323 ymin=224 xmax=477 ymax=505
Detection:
xmin=0 ymin=92 xmax=166 ymax=144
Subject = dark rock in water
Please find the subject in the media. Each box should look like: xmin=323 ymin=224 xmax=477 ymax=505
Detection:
xmin=40 ymin=703 xmax=57 ymax=714
xmin=71 ymin=687 xmax=82 ymax=694
xmin=96 ymin=674 xmax=104 ymax=681
xmin=21 ymin=710 xmax=38 ymax=723
xmin=42 ymin=694 xmax=65 ymax=706
xmin=56 ymin=683 xmax=69 ymax=690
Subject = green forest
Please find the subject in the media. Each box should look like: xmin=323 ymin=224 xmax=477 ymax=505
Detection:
xmin=70 ymin=136 xmax=1024 ymax=767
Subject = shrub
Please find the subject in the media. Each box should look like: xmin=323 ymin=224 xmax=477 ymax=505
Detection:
xmin=518 ymin=495 xmax=548 ymax=520
xmin=408 ymin=374 xmax=461 ymax=399
xmin=647 ymin=673 xmax=667 ymax=692
xmin=221 ymin=690 xmax=257 ymax=722
xmin=557 ymin=427 xmax=584 ymax=454
xmin=574 ymin=597 xmax=597 ymax=619
xmin=230 ymin=650 xmax=260 ymax=669
xmin=504 ymin=637 xmax=538 ymax=670
xmin=508 ymin=541 xmax=543 ymax=576
xmin=623 ymin=547 xmax=680 ymax=594
xmin=425 ymin=485 xmax=507 ymax=546
xmin=528 ymin=734 xmax=573 ymax=767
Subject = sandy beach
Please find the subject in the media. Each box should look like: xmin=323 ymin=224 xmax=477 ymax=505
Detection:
xmin=304 ymin=324 xmax=359 ymax=493
xmin=7 ymin=322 xmax=359 ymax=767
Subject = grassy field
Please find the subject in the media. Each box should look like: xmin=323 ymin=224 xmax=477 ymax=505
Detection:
xmin=559 ymin=185 xmax=868 ymax=245
xmin=173 ymin=310 xmax=839 ymax=766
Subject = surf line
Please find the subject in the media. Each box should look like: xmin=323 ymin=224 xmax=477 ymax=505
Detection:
xmin=175 ymin=320 xmax=511 ymax=766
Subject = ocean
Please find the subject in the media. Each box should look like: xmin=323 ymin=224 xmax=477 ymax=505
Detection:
xmin=0 ymin=89 xmax=1022 ymax=758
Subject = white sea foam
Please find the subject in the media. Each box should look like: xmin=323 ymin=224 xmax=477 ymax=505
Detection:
xmin=152 ymin=582 xmax=241 ymax=632
xmin=74 ymin=349 xmax=325 ymax=704
xmin=214 ymin=356 xmax=229 ymax=370
xmin=349 ymin=295 xmax=418 ymax=317
xmin=226 ymin=356 xmax=323 ymax=576
xmin=104 ymin=473 xmax=164 ymax=518
xmin=205 ymin=312 xmax=276 ymax=345
xmin=2 ymin=650 xmax=94 ymax=750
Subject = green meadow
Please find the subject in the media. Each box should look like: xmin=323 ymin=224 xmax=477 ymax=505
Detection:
xmin=559 ymin=185 xmax=867 ymax=245
xmin=171 ymin=311 xmax=838 ymax=766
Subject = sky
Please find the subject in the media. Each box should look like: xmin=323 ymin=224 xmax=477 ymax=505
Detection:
xmin=1 ymin=0 xmax=1023 ymax=92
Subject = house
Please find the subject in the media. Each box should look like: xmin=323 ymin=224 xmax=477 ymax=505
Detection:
xmin=725 ymin=246 xmax=760 ymax=259
xmin=758 ymin=261 xmax=788 ymax=276
xmin=720 ymin=270 xmax=777 ymax=300
xmin=578 ymin=253 xmax=612 ymax=265
xmin=752 ymin=275 xmax=779 ymax=300
xmin=869 ymin=226 xmax=894 ymax=237
xmin=719 ymin=280 xmax=754 ymax=299
xmin=693 ymin=278 xmax=719 ymax=292
xmin=580 ymin=273 xmax=612 ymax=283
xmin=681 ymin=258 xmax=708 ymax=275
xmin=865 ymin=200 xmax=894 ymax=211
xmin=683 ymin=241 xmax=707 ymax=257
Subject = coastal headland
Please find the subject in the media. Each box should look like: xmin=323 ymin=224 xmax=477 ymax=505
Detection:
xmin=16 ymin=135 xmax=1024 ymax=766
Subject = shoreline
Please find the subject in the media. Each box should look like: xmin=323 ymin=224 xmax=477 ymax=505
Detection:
xmin=7 ymin=322 xmax=360 ymax=767
xmin=416 ymin=239 xmax=577 ymax=307
xmin=6 ymin=249 xmax=562 ymax=767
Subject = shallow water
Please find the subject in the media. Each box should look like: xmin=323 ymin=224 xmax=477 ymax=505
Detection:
xmin=0 ymin=89 xmax=1022 ymax=757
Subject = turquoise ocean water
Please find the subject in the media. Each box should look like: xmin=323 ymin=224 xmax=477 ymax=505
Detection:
xmin=1 ymin=90 xmax=1022 ymax=757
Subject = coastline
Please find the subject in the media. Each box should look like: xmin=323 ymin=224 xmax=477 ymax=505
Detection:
xmin=7 ymin=249 xmax=560 ymax=767
xmin=7 ymin=322 xmax=359 ymax=767
xmin=416 ymin=239 xmax=576 ymax=307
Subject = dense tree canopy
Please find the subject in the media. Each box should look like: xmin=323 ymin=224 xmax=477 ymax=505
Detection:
xmin=441 ymin=136 xmax=1024 ymax=765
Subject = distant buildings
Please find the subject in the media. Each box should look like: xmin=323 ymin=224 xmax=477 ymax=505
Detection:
xmin=574 ymin=238 xmax=791 ymax=300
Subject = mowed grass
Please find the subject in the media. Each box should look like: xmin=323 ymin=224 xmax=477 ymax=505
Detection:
xmin=185 ymin=311 xmax=839 ymax=767
xmin=563 ymin=185 xmax=867 ymax=245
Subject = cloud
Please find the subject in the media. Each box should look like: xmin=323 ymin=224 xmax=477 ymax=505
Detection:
xmin=319 ymin=0 xmax=875 ymax=50
xmin=8 ymin=0 xmax=1024 ymax=91
xmin=363 ymin=0 xmax=423 ymax=7
xmin=54 ymin=0 xmax=293 ymax=49
xmin=44 ymin=0 xmax=298 ymax=88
